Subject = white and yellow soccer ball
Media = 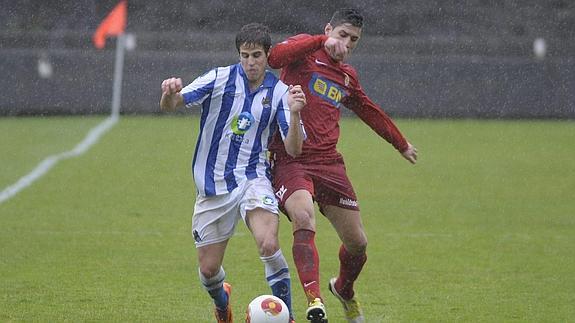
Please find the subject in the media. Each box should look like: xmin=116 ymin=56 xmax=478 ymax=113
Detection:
xmin=245 ymin=295 xmax=290 ymax=322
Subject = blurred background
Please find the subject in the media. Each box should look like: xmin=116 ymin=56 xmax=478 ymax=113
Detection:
xmin=1 ymin=0 xmax=574 ymax=118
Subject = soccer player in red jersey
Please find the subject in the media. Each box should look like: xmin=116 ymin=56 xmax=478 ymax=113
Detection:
xmin=267 ymin=8 xmax=418 ymax=323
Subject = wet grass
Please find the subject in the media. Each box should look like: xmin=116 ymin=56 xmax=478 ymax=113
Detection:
xmin=1 ymin=116 xmax=574 ymax=321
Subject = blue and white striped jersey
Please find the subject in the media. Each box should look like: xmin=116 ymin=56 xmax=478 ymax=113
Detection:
xmin=181 ymin=63 xmax=292 ymax=197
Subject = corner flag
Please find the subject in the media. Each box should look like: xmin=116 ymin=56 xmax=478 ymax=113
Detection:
xmin=93 ymin=0 xmax=127 ymax=49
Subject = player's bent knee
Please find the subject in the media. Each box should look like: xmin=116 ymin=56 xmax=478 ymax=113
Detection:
xmin=258 ymin=238 xmax=280 ymax=257
xmin=346 ymin=235 xmax=368 ymax=255
xmin=346 ymin=243 xmax=367 ymax=255
xmin=290 ymin=209 xmax=315 ymax=231
xmin=199 ymin=265 xmax=221 ymax=279
xmin=200 ymin=266 xmax=220 ymax=279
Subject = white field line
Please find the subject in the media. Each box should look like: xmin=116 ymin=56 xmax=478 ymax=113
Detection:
xmin=0 ymin=115 xmax=118 ymax=204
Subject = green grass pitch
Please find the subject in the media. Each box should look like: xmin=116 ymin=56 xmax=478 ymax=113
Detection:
xmin=1 ymin=116 xmax=574 ymax=321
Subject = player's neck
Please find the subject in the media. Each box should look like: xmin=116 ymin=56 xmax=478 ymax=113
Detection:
xmin=248 ymin=78 xmax=264 ymax=92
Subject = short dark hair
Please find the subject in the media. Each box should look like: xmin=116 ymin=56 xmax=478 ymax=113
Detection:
xmin=235 ymin=23 xmax=272 ymax=54
xmin=329 ymin=8 xmax=364 ymax=28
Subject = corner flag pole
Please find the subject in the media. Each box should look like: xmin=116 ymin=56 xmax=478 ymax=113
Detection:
xmin=111 ymin=33 xmax=125 ymax=118
xmin=92 ymin=0 xmax=127 ymax=118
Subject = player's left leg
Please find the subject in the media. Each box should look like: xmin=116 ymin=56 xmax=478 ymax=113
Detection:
xmin=313 ymin=156 xmax=367 ymax=302
xmin=322 ymin=205 xmax=367 ymax=298
xmin=243 ymin=178 xmax=294 ymax=321
xmin=322 ymin=205 xmax=367 ymax=323
xmin=246 ymin=207 xmax=293 ymax=316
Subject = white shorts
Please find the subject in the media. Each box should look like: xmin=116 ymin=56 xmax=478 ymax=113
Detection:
xmin=192 ymin=177 xmax=279 ymax=248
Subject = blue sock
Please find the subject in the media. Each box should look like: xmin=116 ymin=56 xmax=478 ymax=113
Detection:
xmin=208 ymin=287 xmax=228 ymax=310
xmin=261 ymin=250 xmax=293 ymax=318
xmin=199 ymin=267 xmax=228 ymax=310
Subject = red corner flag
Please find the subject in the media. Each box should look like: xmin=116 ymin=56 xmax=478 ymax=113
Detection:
xmin=93 ymin=0 xmax=127 ymax=49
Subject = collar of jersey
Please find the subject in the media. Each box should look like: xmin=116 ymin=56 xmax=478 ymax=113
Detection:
xmin=237 ymin=63 xmax=276 ymax=90
xmin=319 ymin=48 xmax=342 ymax=66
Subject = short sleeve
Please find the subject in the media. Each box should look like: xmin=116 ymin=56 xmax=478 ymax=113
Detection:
xmin=274 ymin=85 xmax=291 ymax=140
xmin=181 ymin=68 xmax=217 ymax=108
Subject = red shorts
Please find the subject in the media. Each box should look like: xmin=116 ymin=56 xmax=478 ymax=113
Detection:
xmin=271 ymin=154 xmax=359 ymax=214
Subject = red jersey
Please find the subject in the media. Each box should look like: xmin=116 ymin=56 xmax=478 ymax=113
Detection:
xmin=268 ymin=34 xmax=408 ymax=160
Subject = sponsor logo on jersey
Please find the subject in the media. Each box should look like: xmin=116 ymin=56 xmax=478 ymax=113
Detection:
xmin=309 ymin=73 xmax=346 ymax=107
xmin=228 ymin=112 xmax=255 ymax=144
xmin=225 ymin=132 xmax=250 ymax=144
xmin=231 ymin=111 xmax=255 ymax=135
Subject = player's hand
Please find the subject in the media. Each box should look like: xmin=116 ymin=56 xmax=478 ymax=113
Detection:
xmin=160 ymin=77 xmax=184 ymax=111
xmin=161 ymin=77 xmax=183 ymax=96
xmin=324 ymin=37 xmax=348 ymax=61
xmin=401 ymin=142 xmax=418 ymax=164
xmin=287 ymin=85 xmax=306 ymax=112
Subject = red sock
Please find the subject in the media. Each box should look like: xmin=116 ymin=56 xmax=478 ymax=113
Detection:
xmin=335 ymin=244 xmax=367 ymax=300
xmin=292 ymin=229 xmax=321 ymax=302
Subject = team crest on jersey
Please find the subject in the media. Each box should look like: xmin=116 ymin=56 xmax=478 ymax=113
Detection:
xmin=344 ymin=73 xmax=350 ymax=86
xmin=231 ymin=112 xmax=255 ymax=135
xmin=261 ymin=96 xmax=271 ymax=108
xmin=309 ymin=73 xmax=346 ymax=107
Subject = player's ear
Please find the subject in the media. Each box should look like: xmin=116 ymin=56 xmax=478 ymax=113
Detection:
xmin=324 ymin=23 xmax=333 ymax=36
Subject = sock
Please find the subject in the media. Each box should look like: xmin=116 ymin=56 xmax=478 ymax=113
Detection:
xmin=261 ymin=249 xmax=293 ymax=319
xmin=292 ymin=229 xmax=321 ymax=302
xmin=335 ymin=244 xmax=367 ymax=300
xmin=199 ymin=266 xmax=228 ymax=310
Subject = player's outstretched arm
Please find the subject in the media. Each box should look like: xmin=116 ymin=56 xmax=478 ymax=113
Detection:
xmin=160 ymin=77 xmax=184 ymax=111
xmin=284 ymin=85 xmax=306 ymax=157
xmin=401 ymin=142 xmax=418 ymax=164
xmin=345 ymin=84 xmax=419 ymax=163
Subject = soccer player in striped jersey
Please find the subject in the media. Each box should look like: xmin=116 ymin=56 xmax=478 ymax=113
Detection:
xmin=267 ymin=8 xmax=418 ymax=323
xmin=160 ymin=23 xmax=306 ymax=323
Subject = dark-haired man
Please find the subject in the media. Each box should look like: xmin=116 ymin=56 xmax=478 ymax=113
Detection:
xmin=268 ymin=9 xmax=418 ymax=323
xmin=160 ymin=23 xmax=306 ymax=323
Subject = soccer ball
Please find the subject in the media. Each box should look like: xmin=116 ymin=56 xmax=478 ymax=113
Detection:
xmin=245 ymin=295 xmax=290 ymax=322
